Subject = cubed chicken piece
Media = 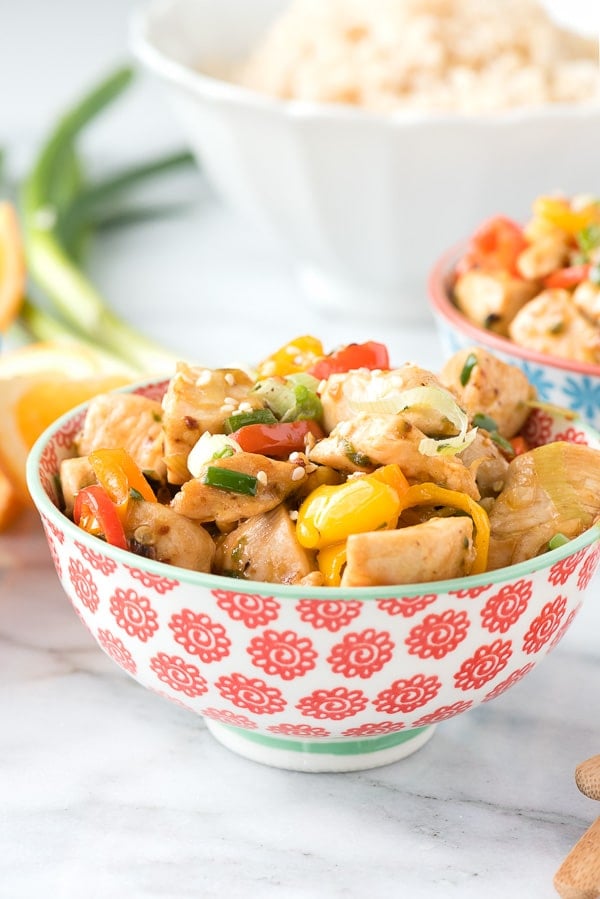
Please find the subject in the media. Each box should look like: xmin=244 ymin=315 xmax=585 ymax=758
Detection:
xmin=515 ymin=234 xmax=570 ymax=280
xmin=320 ymin=365 xmax=444 ymax=433
xmin=76 ymin=393 xmax=166 ymax=481
xmin=161 ymin=363 xmax=264 ymax=484
xmin=309 ymin=414 xmax=480 ymax=499
xmin=341 ymin=517 xmax=475 ymax=587
xmin=457 ymin=429 xmax=509 ymax=498
xmin=125 ymin=500 xmax=215 ymax=572
xmin=509 ymin=289 xmax=600 ymax=364
xmin=453 ymin=270 xmax=538 ymax=335
xmin=170 ymin=452 xmax=306 ymax=526
xmin=214 ymin=506 xmax=317 ymax=584
xmin=440 ymin=347 xmax=535 ymax=438
xmin=60 ymin=456 xmax=96 ymax=516
xmin=573 ymin=280 xmax=600 ymax=328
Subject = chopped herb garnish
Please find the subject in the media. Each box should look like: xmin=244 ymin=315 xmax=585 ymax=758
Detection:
xmin=213 ymin=446 xmax=235 ymax=459
xmin=577 ymin=223 xmax=600 ymax=259
xmin=459 ymin=352 xmax=478 ymax=386
xmin=203 ymin=466 xmax=258 ymax=495
xmin=129 ymin=487 xmax=144 ymax=500
xmin=548 ymin=533 xmax=570 ymax=551
xmin=490 ymin=432 xmax=514 ymax=456
xmin=343 ymin=441 xmax=372 ymax=467
xmin=472 ymin=412 xmax=498 ymax=432
xmin=224 ymin=408 xmax=277 ymax=433
xmin=472 ymin=412 xmax=514 ymax=456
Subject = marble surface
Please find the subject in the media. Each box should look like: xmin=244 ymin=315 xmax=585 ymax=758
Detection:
xmin=2 ymin=512 xmax=600 ymax=899
xmin=2 ymin=1 xmax=600 ymax=896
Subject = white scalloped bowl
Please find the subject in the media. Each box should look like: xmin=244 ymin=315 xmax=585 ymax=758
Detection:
xmin=26 ymin=378 xmax=600 ymax=772
xmin=130 ymin=0 xmax=600 ymax=322
xmin=428 ymin=243 xmax=600 ymax=430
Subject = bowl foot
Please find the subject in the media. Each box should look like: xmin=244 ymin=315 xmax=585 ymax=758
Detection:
xmin=204 ymin=720 xmax=436 ymax=772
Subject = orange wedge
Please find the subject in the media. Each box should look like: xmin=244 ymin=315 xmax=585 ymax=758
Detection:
xmin=0 ymin=466 xmax=24 ymax=530
xmin=0 ymin=371 xmax=131 ymax=504
xmin=0 ymin=201 xmax=26 ymax=332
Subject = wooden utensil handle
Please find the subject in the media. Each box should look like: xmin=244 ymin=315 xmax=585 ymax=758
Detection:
xmin=554 ymin=816 xmax=600 ymax=899
xmin=576 ymin=756 xmax=600 ymax=803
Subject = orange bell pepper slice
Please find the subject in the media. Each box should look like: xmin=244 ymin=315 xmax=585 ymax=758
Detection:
xmin=88 ymin=448 xmax=156 ymax=523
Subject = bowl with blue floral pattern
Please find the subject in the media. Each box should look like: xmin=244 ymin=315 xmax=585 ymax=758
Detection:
xmin=428 ymin=239 xmax=600 ymax=431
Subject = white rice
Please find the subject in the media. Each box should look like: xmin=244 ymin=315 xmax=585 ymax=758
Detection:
xmin=233 ymin=0 xmax=600 ymax=114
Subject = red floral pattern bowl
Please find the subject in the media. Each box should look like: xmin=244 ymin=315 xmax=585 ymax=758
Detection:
xmin=26 ymin=380 xmax=600 ymax=772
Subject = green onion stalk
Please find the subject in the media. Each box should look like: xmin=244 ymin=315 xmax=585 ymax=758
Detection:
xmin=20 ymin=65 xmax=196 ymax=376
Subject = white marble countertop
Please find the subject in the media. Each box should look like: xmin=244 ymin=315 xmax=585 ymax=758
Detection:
xmin=2 ymin=2 xmax=600 ymax=896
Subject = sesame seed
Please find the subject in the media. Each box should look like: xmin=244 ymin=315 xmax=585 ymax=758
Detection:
xmin=289 ymin=510 xmax=299 ymax=521
xmin=224 ymin=372 xmax=236 ymax=386
xmin=288 ymin=451 xmax=301 ymax=462
xmin=291 ymin=467 xmax=305 ymax=481
xmin=195 ymin=370 xmax=212 ymax=386
xmin=256 ymin=470 xmax=268 ymax=486
xmin=237 ymin=401 xmax=253 ymax=413
xmin=220 ymin=404 xmax=236 ymax=415
xmin=224 ymin=396 xmax=238 ymax=406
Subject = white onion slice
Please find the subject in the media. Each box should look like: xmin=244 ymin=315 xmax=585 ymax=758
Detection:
xmin=187 ymin=432 xmax=242 ymax=477
xmin=349 ymin=384 xmax=476 ymax=456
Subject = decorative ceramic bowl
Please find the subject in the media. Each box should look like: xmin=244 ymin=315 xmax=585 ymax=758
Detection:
xmin=27 ymin=380 xmax=600 ymax=772
xmin=428 ymin=244 xmax=600 ymax=430
xmin=130 ymin=0 xmax=600 ymax=321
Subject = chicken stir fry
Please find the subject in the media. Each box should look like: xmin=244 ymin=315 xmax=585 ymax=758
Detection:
xmin=452 ymin=195 xmax=600 ymax=364
xmin=62 ymin=338 xmax=600 ymax=587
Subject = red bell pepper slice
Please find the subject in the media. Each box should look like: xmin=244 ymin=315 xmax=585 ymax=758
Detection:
xmin=543 ymin=264 xmax=590 ymax=290
xmin=455 ymin=216 xmax=527 ymax=278
xmin=73 ymin=484 xmax=128 ymax=550
xmin=232 ymin=420 xmax=324 ymax=457
xmin=308 ymin=341 xmax=390 ymax=380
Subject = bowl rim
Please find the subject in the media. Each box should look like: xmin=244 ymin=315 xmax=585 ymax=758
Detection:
xmin=26 ymin=378 xmax=600 ymax=601
xmin=130 ymin=0 xmax=600 ymax=129
xmin=428 ymin=241 xmax=600 ymax=378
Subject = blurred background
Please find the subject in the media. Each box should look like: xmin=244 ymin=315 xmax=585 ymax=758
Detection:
xmin=0 ymin=0 xmax=598 ymax=367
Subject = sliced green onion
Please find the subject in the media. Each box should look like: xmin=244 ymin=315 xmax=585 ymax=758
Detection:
xmin=548 ymin=533 xmax=570 ymax=550
xmin=203 ymin=466 xmax=258 ymax=495
xmin=490 ymin=432 xmax=515 ymax=456
xmin=129 ymin=487 xmax=144 ymax=501
xmin=224 ymin=408 xmax=277 ymax=433
xmin=472 ymin=412 xmax=498 ymax=432
xmin=459 ymin=352 xmax=478 ymax=386
xmin=21 ymin=66 xmax=180 ymax=375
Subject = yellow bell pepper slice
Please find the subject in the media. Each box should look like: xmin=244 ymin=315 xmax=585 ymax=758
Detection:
xmin=396 ymin=482 xmax=490 ymax=575
xmin=532 ymin=196 xmax=600 ymax=238
xmin=255 ymin=335 xmax=324 ymax=378
xmin=296 ymin=464 xmax=408 ymax=550
xmin=88 ymin=447 xmax=157 ymax=523
xmin=317 ymin=542 xmax=347 ymax=587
